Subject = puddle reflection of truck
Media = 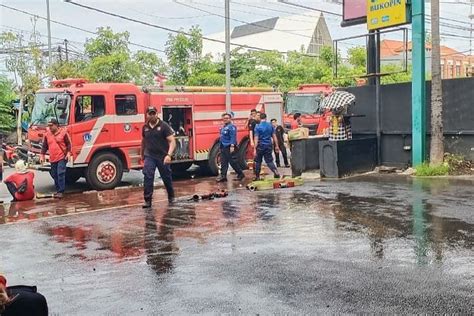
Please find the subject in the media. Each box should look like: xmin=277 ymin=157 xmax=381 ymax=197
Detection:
xmin=283 ymin=84 xmax=334 ymax=135
xmin=26 ymin=79 xmax=283 ymax=190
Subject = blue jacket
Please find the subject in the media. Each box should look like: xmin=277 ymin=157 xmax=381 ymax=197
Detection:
xmin=220 ymin=123 xmax=237 ymax=147
xmin=254 ymin=121 xmax=275 ymax=147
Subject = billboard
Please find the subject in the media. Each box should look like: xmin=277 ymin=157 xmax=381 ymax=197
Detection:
xmin=342 ymin=0 xmax=367 ymax=27
xmin=367 ymin=0 xmax=410 ymax=30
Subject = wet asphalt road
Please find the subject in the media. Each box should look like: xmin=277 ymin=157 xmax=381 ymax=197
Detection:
xmin=0 ymin=174 xmax=473 ymax=314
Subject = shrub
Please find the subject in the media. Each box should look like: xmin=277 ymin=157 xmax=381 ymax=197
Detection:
xmin=415 ymin=163 xmax=449 ymax=176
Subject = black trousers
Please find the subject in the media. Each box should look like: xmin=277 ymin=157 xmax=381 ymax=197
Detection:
xmin=219 ymin=146 xmax=243 ymax=178
xmin=143 ymin=156 xmax=174 ymax=202
xmin=2 ymin=286 xmax=48 ymax=316
xmin=274 ymin=142 xmax=289 ymax=166
xmin=5 ymin=182 xmax=18 ymax=200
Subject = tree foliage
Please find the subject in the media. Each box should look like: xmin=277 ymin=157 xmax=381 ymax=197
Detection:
xmin=165 ymin=26 xmax=203 ymax=85
xmin=0 ymin=77 xmax=17 ymax=132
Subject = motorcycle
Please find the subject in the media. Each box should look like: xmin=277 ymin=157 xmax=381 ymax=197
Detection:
xmin=2 ymin=143 xmax=29 ymax=167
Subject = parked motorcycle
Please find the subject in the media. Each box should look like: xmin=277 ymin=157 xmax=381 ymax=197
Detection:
xmin=2 ymin=143 xmax=29 ymax=167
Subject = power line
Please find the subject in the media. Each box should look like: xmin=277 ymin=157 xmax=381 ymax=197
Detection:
xmin=191 ymin=1 xmax=340 ymax=24
xmin=64 ymin=0 xmax=320 ymax=56
xmin=275 ymin=0 xmax=342 ymax=17
xmin=128 ymin=8 xmax=213 ymax=20
xmin=231 ymin=1 xmax=339 ymax=19
xmin=0 ymin=4 xmax=166 ymax=53
xmin=174 ymin=1 xmax=314 ymax=38
xmin=1 ymin=25 xmax=85 ymax=45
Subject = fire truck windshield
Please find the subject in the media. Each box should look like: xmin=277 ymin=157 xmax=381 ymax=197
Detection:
xmin=286 ymin=94 xmax=321 ymax=115
xmin=30 ymin=92 xmax=71 ymax=126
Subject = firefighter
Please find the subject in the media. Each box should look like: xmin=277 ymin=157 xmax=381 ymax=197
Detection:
xmin=0 ymin=273 xmax=48 ymax=316
xmin=141 ymin=106 xmax=176 ymax=208
xmin=247 ymin=109 xmax=258 ymax=148
xmin=271 ymin=119 xmax=289 ymax=168
xmin=3 ymin=160 xmax=35 ymax=202
xmin=40 ymin=118 xmax=72 ymax=198
xmin=291 ymin=113 xmax=302 ymax=129
xmin=216 ymin=113 xmax=245 ymax=182
xmin=253 ymin=113 xmax=281 ymax=181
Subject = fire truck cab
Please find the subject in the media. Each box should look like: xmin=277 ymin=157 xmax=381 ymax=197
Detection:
xmin=283 ymin=84 xmax=334 ymax=135
xmin=27 ymin=79 xmax=283 ymax=191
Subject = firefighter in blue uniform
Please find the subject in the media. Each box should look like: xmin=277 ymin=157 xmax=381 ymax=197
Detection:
xmin=253 ymin=112 xmax=281 ymax=181
xmin=216 ymin=113 xmax=245 ymax=182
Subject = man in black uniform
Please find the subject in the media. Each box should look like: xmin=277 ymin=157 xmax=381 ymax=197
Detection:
xmin=141 ymin=106 xmax=176 ymax=208
xmin=247 ymin=109 xmax=258 ymax=148
xmin=271 ymin=119 xmax=289 ymax=167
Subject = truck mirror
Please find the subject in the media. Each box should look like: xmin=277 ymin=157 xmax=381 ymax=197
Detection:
xmin=55 ymin=94 xmax=69 ymax=111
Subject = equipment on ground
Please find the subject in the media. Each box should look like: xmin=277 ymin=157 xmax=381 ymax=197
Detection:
xmin=191 ymin=190 xmax=228 ymax=201
xmin=35 ymin=192 xmax=56 ymax=199
xmin=246 ymin=177 xmax=304 ymax=191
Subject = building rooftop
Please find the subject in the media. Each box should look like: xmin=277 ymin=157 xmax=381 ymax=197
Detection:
xmin=202 ymin=12 xmax=327 ymax=58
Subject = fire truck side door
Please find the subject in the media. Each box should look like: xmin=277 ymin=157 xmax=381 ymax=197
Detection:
xmin=71 ymin=94 xmax=111 ymax=164
xmin=113 ymin=94 xmax=143 ymax=168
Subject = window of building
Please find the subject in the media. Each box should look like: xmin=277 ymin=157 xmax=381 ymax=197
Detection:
xmin=456 ymin=65 xmax=461 ymax=77
xmin=115 ymin=95 xmax=137 ymax=115
xmin=74 ymin=95 xmax=106 ymax=122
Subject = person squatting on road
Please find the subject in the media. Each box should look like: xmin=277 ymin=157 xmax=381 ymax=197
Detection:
xmin=216 ymin=113 xmax=245 ymax=183
xmin=253 ymin=113 xmax=281 ymax=181
xmin=40 ymin=118 xmax=72 ymax=198
xmin=141 ymin=106 xmax=176 ymax=208
xmin=3 ymin=160 xmax=35 ymax=202
xmin=0 ymin=274 xmax=48 ymax=316
xmin=271 ymin=119 xmax=289 ymax=168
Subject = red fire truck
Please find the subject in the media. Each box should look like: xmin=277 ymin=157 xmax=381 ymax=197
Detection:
xmin=283 ymin=84 xmax=334 ymax=135
xmin=26 ymin=79 xmax=283 ymax=190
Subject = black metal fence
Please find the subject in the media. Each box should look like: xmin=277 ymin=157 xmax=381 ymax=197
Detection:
xmin=343 ymin=77 xmax=474 ymax=166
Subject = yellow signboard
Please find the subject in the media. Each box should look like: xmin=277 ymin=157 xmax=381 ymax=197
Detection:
xmin=367 ymin=0 xmax=410 ymax=30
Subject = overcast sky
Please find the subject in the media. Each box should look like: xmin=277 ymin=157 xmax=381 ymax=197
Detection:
xmin=0 ymin=0 xmax=471 ymax=62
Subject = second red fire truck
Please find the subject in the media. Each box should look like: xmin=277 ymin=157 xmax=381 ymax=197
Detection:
xmin=283 ymin=84 xmax=334 ymax=135
xmin=27 ymin=79 xmax=283 ymax=190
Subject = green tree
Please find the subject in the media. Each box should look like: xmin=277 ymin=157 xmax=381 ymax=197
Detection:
xmin=131 ymin=50 xmax=166 ymax=86
xmin=0 ymin=77 xmax=17 ymax=132
xmin=84 ymin=27 xmax=134 ymax=82
xmin=0 ymin=30 xmax=45 ymax=96
xmin=165 ymin=26 xmax=203 ymax=85
xmin=347 ymin=47 xmax=367 ymax=69
xmin=48 ymin=59 xmax=89 ymax=80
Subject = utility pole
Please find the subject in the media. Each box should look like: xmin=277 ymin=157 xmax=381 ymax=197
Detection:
xmin=58 ymin=45 xmax=62 ymax=62
xmin=225 ymin=0 xmax=231 ymax=113
xmin=470 ymin=1 xmax=473 ymax=56
xmin=411 ymin=0 xmax=426 ymax=166
xmin=64 ymin=39 xmax=69 ymax=62
xmin=46 ymin=0 xmax=52 ymax=67
xmin=17 ymin=88 xmax=23 ymax=146
xmin=429 ymin=0 xmax=444 ymax=165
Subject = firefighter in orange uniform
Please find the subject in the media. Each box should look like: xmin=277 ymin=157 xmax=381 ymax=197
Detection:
xmin=40 ymin=118 xmax=72 ymax=198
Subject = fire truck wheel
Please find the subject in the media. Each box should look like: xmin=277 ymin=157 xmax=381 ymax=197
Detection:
xmin=207 ymin=143 xmax=221 ymax=176
xmin=237 ymin=138 xmax=250 ymax=171
xmin=86 ymin=153 xmax=123 ymax=190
